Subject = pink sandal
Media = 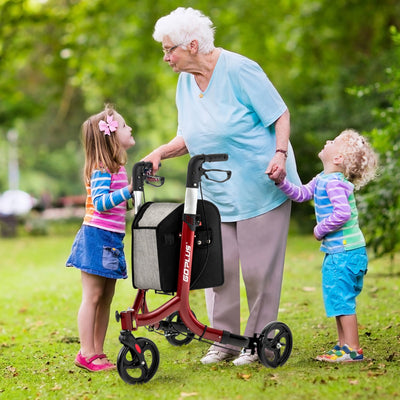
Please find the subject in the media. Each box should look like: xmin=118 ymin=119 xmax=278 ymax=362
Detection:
xmin=75 ymin=352 xmax=116 ymax=372
xmin=97 ymin=353 xmax=117 ymax=369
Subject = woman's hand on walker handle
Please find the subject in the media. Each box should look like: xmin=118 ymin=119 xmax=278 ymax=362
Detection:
xmin=142 ymin=137 xmax=188 ymax=174
xmin=142 ymin=149 xmax=162 ymax=173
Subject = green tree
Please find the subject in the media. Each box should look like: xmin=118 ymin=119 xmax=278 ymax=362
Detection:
xmin=1 ymin=0 xmax=400 ymax=250
xmin=352 ymin=27 xmax=400 ymax=262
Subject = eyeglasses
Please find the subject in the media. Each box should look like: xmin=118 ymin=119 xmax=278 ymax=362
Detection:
xmin=162 ymin=44 xmax=181 ymax=55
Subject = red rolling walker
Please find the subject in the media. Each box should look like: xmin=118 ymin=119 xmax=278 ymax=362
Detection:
xmin=115 ymin=154 xmax=293 ymax=384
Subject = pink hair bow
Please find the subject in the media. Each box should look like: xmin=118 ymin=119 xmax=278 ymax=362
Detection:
xmin=98 ymin=115 xmax=118 ymax=135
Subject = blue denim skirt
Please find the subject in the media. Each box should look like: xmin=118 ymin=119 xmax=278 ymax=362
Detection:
xmin=66 ymin=225 xmax=128 ymax=279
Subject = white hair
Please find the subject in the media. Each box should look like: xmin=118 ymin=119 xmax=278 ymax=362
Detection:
xmin=153 ymin=7 xmax=215 ymax=54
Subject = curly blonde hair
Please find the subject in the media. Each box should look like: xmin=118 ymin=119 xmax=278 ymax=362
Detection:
xmin=82 ymin=104 xmax=127 ymax=184
xmin=338 ymin=129 xmax=378 ymax=190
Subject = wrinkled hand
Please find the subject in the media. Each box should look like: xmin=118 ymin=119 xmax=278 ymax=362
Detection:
xmin=142 ymin=150 xmax=162 ymax=173
xmin=266 ymin=153 xmax=287 ymax=184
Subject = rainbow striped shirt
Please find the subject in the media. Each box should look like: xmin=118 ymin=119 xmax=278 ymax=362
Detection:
xmin=83 ymin=166 xmax=131 ymax=233
xmin=278 ymin=172 xmax=365 ymax=254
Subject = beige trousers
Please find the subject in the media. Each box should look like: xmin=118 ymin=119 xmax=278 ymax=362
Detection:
xmin=205 ymin=200 xmax=291 ymax=353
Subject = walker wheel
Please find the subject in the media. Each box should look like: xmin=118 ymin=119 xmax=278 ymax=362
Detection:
xmin=117 ymin=337 xmax=160 ymax=384
xmin=257 ymin=321 xmax=293 ymax=368
xmin=164 ymin=311 xmax=195 ymax=346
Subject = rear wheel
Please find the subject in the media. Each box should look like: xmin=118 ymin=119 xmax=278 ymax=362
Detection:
xmin=257 ymin=321 xmax=293 ymax=368
xmin=164 ymin=311 xmax=195 ymax=346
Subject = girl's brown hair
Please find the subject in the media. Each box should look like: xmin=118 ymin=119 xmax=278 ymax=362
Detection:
xmin=82 ymin=104 xmax=127 ymax=184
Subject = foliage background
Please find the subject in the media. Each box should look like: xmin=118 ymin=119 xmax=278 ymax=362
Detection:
xmin=1 ymin=0 xmax=400 ymax=252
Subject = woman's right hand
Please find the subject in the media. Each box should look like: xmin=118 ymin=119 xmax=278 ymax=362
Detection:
xmin=142 ymin=137 xmax=188 ymax=173
xmin=142 ymin=149 xmax=162 ymax=173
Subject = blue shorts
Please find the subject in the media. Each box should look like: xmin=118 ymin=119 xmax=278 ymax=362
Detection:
xmin=66 ymin=225 xmax=128 ymax=279
xmin=322 ymin=247 xmax=367 ymax=317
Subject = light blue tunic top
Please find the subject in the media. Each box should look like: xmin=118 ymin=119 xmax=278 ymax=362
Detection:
xmin=176 ymin=49 xmax=300 ymax=222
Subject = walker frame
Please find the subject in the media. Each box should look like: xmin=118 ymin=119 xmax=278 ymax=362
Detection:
xmin=115 ymin=154 xmax=293 ymax=384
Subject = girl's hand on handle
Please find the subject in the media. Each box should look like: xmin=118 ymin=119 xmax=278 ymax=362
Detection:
xmin=128 ymin=177 xmax=133 ymax=195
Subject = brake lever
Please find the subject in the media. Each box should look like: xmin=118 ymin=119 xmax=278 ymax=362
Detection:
xmin=145 ymin=175 xmax=165 ymax=187
xmin=143 ymin=164 xmax=165 ymax=187
xmin=203 ymin=168 xmax=232 ymax=183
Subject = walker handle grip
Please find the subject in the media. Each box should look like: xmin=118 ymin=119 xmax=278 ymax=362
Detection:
xmin=186 ymin=153 xmax=229 ymax=188
xmin=203 ymin=153 xmax=228 ymax=163
xmin=132 ymin=162 xmax=154 ymax=191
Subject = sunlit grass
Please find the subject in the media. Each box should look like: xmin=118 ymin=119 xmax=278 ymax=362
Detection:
xmin=1 ymin=222 xmax=399 ymax=399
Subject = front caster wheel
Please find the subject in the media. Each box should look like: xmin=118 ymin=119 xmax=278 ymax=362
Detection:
xmin=164 ymin=311 xmax=195 ymax=346
xmin=257 ymin=321 xmax=293 ymax=368
xmin=117 ymin=337 xmax=160 ymax=384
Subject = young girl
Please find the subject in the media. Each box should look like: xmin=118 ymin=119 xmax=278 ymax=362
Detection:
xmin=66 ymin=105 xmax=135 ymax=371
xmin=269 ymin=129 xmax=378 ymax=362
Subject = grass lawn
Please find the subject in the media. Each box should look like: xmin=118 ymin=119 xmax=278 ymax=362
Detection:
xmin=0 ymin=220 xmax=399 ymax=399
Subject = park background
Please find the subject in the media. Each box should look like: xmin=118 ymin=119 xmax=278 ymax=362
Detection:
xmin=1 ymin=0 xmax=400 ymax=255
xmin=0 ymin=0 xmax=400 ymax=399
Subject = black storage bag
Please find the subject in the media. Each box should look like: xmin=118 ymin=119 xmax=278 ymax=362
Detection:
xmin=132 ymin=200 xmax=224 ymax=292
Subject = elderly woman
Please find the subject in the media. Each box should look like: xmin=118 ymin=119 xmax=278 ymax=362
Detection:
xmin=144 ymin=7 xmax=301 ymax=366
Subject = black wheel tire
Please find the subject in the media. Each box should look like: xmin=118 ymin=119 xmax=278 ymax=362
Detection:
xmin=117 ymin=337 xmax=160 ymax=384
xmin=164 ymin=311 xmax=195 ymax=346
xmin=257 ymin=321 xmax=293 ymax=368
